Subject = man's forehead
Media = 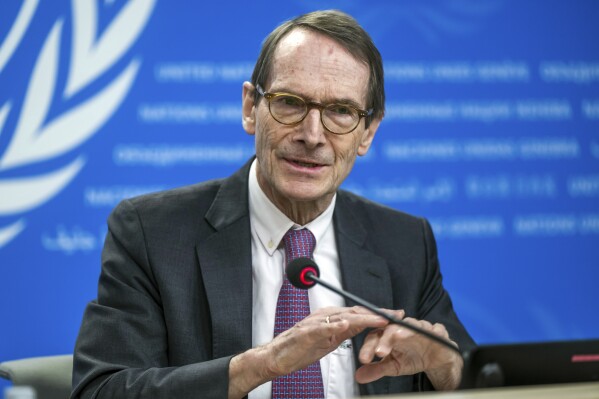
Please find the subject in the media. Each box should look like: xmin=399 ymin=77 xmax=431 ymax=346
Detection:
xmin=273 ymin=28 xmax=353 ymax=65
xmin=269 ymin=28 xmax=369 ymax=103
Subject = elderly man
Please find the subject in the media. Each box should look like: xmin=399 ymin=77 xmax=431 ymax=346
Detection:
xmin=72 ymin=10 xmax=474 ymax=399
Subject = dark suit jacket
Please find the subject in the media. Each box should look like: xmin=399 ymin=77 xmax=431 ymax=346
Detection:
xmin=72 ymin=158 xmax=475 ymax=399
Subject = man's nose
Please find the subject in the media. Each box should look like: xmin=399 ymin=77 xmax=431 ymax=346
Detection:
xmin=299 ymin=108 xmax=326 ymax=147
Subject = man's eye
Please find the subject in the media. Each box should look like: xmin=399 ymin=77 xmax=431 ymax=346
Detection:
xmin=280 ymin=96 xmax=303 ymax=107
xmin=330 ymin=105 xmax=353 ymax=115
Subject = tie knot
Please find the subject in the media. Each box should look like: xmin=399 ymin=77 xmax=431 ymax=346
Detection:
xmin=283 ymin=228 xmax=316 ymax=264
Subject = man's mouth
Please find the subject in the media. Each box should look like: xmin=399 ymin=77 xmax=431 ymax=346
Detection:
xmin=291 ymin=159 xmax=321 ymax=168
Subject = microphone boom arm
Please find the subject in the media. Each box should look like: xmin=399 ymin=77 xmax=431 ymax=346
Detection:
xmin=307 ymin=273 xmax=462 ymax=357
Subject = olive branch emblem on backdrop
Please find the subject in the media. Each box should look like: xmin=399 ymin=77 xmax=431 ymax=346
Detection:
xmin=0 ymin=0 xmax=156 ymax=248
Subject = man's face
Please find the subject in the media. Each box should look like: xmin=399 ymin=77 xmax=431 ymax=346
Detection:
xmin=242 ymin=29 xmax=381 ymax=213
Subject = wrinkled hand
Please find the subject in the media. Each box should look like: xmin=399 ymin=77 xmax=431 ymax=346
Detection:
xmin=355 ymin=310 xmax=463 ymax=391
xmin=229 ymin=306 xmax=389 ymax=398
xmin=265 ymin=306 xmax=388 ymax=378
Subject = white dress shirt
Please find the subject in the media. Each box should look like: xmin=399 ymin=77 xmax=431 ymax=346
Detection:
xmin=247 ymin=160 xmax=359 ymax=399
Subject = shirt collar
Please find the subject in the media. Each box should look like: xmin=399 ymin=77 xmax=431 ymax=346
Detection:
xmin=248 ymin=159 xmax=336 ymax=256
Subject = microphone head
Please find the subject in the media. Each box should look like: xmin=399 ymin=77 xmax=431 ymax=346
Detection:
xmin=286 ymin=257 xmax=320 ymax=289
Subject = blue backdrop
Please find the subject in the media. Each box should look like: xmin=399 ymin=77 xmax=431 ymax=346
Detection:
xmin=1 ymin=0 xmax=598 ymax=383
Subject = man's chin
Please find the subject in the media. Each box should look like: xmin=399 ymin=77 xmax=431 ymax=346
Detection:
xmin=281 ymin=187 xmax=334 ymax=205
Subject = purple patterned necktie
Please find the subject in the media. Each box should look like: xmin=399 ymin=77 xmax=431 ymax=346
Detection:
xmin=272 ymin=228 xmax=325 ymax=399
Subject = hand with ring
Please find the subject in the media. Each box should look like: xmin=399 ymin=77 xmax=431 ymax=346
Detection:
xmin=230 ymin=305 xmax=388 ymax=395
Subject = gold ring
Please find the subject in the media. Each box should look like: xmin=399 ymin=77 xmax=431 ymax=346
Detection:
xmin=325 ymin=315 xmax=330 ymax=324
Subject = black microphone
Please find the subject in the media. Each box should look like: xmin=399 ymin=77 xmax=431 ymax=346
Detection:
xmin=286 ymin=257 xmax=462 ymax=357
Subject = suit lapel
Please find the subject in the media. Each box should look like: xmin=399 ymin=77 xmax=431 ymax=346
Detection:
xmin=196 ymin=160 xmax=254 ymax=359
xmin=334 ymin=192 xmax=393 ymax=396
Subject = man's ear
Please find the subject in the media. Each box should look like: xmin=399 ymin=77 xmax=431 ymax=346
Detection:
xmin=242 ymin=81 xmax=256 ymax=135
xmin=357 ymin=117 xmax=381 ymax=156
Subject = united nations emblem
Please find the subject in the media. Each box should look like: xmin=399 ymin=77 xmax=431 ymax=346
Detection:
xmin=0 ymin=0 xmax=156 ymax=248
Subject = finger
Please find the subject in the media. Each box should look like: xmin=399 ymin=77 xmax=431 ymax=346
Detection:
xmin=358 ymin=328 xmax=384 ymax=364
xmin=377 ymin=308 xmax=406 ymax=321
xmin=400 ymin=317 xmax=431 ymax=329
xmin=373 ymin=316 xmax=438 ymax=357
xmin=309 ymin=312 xmax=385 ymax=347
xmin=308 ymin=306 xmax=355 ymax=319
xmin=357 ymin=309 xmax=406 ymax=363
xmin=417 ymin=319 xmax=434 ymax=330
xmin=308 ymin=306 xmax=387 ymax=325
xmin=432 ymin=322 xmax=450 ymax=340
xmin=287 ymin=307 xmax=388 ymax=349
xmin=372 ymin=322 xmax=417 ymax=359
xmin=392 ymin=319 xmax=452 ymax=347
xmin=397 ymin=317 xmax=434 ymax=340
xmin=355 ymin=358 xmax=400 ymax=384
xmin=332 ymin=308 xmax=389 ymax=331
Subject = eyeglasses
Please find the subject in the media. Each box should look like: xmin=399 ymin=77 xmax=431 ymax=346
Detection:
xmin=255 ymin=84 xmax=373 ymax=135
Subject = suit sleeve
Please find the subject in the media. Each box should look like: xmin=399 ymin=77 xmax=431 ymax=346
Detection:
xmin=414 ymin=218 xmax=476 ymax=391
xmin=417 ymin=218 xmax=475 ymax=353
xmin=71 ymin=200 xmax=231 ymax=399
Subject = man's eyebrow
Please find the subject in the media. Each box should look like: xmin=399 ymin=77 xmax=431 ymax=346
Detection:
xmin=268 ymin=86 xmax=366 ymax=109
xmin=331 ymin=97 xmax=366 ymax=110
